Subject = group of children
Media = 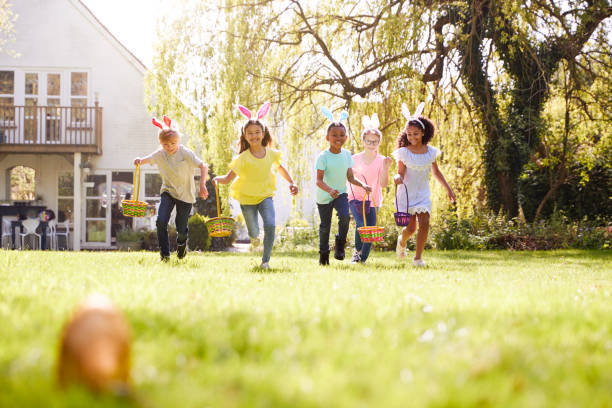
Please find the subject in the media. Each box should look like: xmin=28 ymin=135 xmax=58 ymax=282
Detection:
xmin=133 ymin=102 xmax=455 ymax=269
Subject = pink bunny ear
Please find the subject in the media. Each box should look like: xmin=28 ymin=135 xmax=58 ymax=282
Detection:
xmin=152 ymin=117 xmax=164 ymax=130
xmin=256 ymin=101 xmax=271 ymax=120
xmin=238 ymin=105 xmax=252 ymax=120
xmin=162 ymin=115 xmax=172 ymax=128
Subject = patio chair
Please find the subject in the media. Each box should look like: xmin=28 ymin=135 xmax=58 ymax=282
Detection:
xmin=1 ymin=217 xmax=17 ymax=249
xmin=46 ymin=219 xmax=58 ymax=250
xmin=19 ymin=218 xmax=41 ymax=250
xmin=55 ymin=220 xmax=71 ymax=250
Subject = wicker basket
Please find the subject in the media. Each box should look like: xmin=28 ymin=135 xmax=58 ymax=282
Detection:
xmin=357 ymin=193 xmax=384 ymax=243
xmin=121 ymin=164 xmax=148 ymax=217
xmin=206 ymin=183 xmax=235 ymax=237
xmin=393 ymin=183 xmax=412 ymax=226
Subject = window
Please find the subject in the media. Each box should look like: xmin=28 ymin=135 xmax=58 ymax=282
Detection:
xmin=144 ymin=172 xmax=162 ymax=217
xmin=0 ymin=70 xmax=14 ymax=122
xmin=71 ymin=72 xmax=88 ymax=123
xmin=46 ymin=74 xmax=61 ymax=141
xmin=10 ymin=166 xmax=36 ymax=201
xmin=25 ymin=73 xmax=39 ymax=141
xmin=57 ymin=172 xmax=74 ymax=223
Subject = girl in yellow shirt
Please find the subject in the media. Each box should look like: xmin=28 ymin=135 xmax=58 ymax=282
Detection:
xmin=213 ymin=102 xmax=298 ymax=269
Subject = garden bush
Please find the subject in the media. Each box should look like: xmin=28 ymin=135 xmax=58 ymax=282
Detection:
xmin=142 ymin=226 xmax=177 ymax=251
xmin=187 ymin=213 xmax=210 ymax=251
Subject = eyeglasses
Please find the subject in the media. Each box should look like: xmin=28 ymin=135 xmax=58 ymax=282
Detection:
xmin=364 ymin=139 xmax=380 ymax=146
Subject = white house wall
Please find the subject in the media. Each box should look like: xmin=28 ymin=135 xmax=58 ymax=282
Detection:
xmin=1 ymin=0 xmax=159 ymax=171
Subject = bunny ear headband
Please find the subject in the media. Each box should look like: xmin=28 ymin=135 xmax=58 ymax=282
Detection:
xmin=361 ymin=113 xmax=380 ymax=131
xmin=238 ymin=101 xmax=271 ymax=122
xmin=401 ymin=102 xmax=425 ymax=129
xmin=321 ymin=107 xmax=349 ymax=123
xmin=152 ymin=115 xmax=177 ymax=131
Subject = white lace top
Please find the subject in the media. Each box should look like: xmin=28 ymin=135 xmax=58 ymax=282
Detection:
xmin=391 ymin=145 xmax=440 ymax=214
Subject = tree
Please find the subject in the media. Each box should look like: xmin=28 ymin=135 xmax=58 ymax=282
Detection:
xmin=212 ymin=0 xmax=611 ymax=216
xmin=0 ymin=0 xmax=17 ymax=56
xmin=147 ymin=0 xmax=610 ymax=219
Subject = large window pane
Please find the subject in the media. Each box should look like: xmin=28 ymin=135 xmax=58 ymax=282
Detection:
xmin=86 ymin=220 xmax=105 ymax=242
xmin=111 ymin=172 xmax=134 ymax=204
xmin=71 ymin=98 xmax=87 ymax=122
xmin=0 ymin=71 xmax=14 ymax=94
xmin=25 ymin=73 xmax=38 ymax=95
xmin=86 ymin=174 xmax=106 ymax=197
xmin=47 ymin=74 xmax=60 ymax=96
xmin=145 ymin=173 xmax=162 ymax=197
xmin=10 ymin=166 xmax=35 ymax=201
xmin=58 ymin=173 xmax=74 ymax=196
xmin=58 ymin=199 xmax=73 ymax=222
xmin=71 ymin=72 xmax=87 ymax=96
xmin=0 ymin=99 xmax=15 ymax=121
xmin=86 ymin=199 xmax=106 ymax=218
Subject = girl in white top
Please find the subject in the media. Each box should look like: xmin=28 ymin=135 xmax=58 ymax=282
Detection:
xmin=392 ymin=104 xmax=455 ymax=267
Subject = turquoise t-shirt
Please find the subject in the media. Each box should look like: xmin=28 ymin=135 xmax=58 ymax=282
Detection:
xmin=315 ymin=148 xmax=354 ymax=204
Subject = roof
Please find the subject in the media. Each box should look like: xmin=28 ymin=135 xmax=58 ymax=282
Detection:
xmin=69 ymin=0 xmax=148 ymax=74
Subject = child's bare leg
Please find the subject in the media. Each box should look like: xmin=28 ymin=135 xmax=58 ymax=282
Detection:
xmin=414 ymin=212 xmax=430 ymax=260
xmin=400 ymin=216 xmax=417 ymax=247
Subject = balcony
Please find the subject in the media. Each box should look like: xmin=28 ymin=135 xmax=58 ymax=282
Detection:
xmin=0 ymin=104 xmax=102 ymax=154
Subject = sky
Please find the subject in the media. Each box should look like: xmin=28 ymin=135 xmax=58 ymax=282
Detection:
xmin=79 ymin=0 xmax=165 ymax=67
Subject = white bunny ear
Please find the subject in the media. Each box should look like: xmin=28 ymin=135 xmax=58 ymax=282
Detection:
xmin=361 ymin=115 xmax=371 ymax=129
xmin=413 ymin=102 xmax=425 ymax=117
xmin=401 ymin=103 xmax=412 ymax=121
xmin=371 ymin=113 xmax=380 ymax=129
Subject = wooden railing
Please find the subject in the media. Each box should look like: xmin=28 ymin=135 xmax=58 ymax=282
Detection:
xmin=0 ymin=104 xmax=102 ymax=154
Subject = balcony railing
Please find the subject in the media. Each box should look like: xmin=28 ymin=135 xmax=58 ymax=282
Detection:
xmin=0 ymin=104 xmax=102 ymax=154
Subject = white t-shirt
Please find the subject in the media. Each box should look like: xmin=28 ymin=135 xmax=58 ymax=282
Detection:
xmin=150 ymin=145 xmax=203 ymax=203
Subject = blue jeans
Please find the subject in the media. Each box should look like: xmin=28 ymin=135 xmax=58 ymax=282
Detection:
xmin=157 ymin=192 xmax=192 ymax=257
xmin=317 ymin=193 xmax=350 ymax=252
xmin=240 ymin=197 xmax=275 ymax=263
xmin=349 ymin=201 xmax=378 ymax=262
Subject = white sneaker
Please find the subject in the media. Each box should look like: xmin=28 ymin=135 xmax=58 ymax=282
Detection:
xmin=260 ymin=262 xmax=270 ymax=269
xmin=396 ymin=236 xmax=406 ymax=259
xmin=412 ymin=258 xmax=426 ymax=267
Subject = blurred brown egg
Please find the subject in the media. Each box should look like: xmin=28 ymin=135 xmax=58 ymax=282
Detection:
xmin=57 ymin=293 xmax=131 ymax=393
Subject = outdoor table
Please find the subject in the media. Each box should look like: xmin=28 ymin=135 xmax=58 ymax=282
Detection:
xmin=10 ymin=220 xmax=48 ymax=250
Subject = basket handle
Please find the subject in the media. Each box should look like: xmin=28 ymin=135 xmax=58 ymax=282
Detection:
xmin=362 ymin=192 xmax=378 ymax=228
xmin=349 ymin=174 xmax=368 ymax=201
xmin=215 ymin=182 xmax=221 ymax=218
xmin=394 ymin=182 xmax=409 ymax=212
xmin=133 ymin=164 xmax=141 ymax=201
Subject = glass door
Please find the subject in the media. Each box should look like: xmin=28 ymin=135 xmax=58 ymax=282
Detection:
xmin=24 ymin=73 xmax=39 ymax=142
xmin=83 ymin=171 xmax=111 ymax=246
xmin=110 ymin=171 xmax=134 ymax=245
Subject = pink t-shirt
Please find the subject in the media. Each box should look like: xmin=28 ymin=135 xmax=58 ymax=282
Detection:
xmin=347 ymin=152 xmax=385 ymax=207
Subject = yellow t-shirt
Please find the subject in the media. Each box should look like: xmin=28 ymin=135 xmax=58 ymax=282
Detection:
xmin=229 ymin=148 xmax=282 ymax=205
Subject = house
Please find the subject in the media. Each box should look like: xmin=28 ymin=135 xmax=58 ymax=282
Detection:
xmin=0 ymin=0 xmax=164 ymax=250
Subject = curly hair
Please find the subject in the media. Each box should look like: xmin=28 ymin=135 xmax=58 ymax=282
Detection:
xmin=326 ymin=122 xmax=346 ymax=134
xmin=239 ymin=120 xmax=273 ymax=153
xmin=396 ymin=116 xmax=435 ymax=148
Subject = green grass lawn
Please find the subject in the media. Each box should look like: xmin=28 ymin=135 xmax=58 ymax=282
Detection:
xmin=1 ymin=249 xmax=611 ymax=407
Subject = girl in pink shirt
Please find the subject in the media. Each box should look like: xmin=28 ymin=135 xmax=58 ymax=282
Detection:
xmin=347 ymin=114 xmax=392 ymax=263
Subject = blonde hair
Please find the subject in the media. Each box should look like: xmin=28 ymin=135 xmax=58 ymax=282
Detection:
xmin=361 ymin=128 xmax=382 ymax=140
xmin=158 ymin=129 xmax=179 ymax=142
